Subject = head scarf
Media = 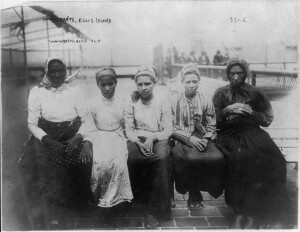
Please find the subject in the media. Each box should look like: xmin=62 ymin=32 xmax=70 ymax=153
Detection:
xmin=134 ymin=65 xmax=158 ymax=83
xmin=95 ymin=67 xmax=117 ymax=83
xmin=39 ymin=56 xmax=81 ymax=88
xmin=181 ymin=63 xmax=201 ymax=82
xmin=226 ymin=57 xmax=249 ymax=82
xmin=225 ymin=57 xmax=253 ymax=103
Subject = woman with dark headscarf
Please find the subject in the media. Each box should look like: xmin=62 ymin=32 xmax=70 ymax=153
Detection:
xmin=212 ymin=58 xmax=289 ymax=229
xmin=170 ymin=63 xmax=225 ymax=208
xmin=26 ymin=57 xmax=92 ymax=228
xmin=125 ymin=66 xmax=173 ymax=228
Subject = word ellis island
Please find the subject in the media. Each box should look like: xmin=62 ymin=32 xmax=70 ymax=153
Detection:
xmin=43 ymin=16 xmax=111 ymax=24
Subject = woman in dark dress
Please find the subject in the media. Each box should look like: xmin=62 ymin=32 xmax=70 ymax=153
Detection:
xmin=212 ymin=58 xmax=290 ymax=229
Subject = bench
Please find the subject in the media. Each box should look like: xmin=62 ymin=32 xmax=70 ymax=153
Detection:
xmin=263 ymin=128 xmax=299 ymax=170
xmin=166 ymin=76 xmax=299 ymax=169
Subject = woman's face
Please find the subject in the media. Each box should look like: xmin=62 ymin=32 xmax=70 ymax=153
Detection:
xmin=136 ymin=75 xmax=155 ymax=99
xmin=97 ymin=75 xmax=117 ymax=99
xmin=182 ymin=73 xmax=199 ymax=97
xmin=47 ymin=61 xmax=66 ymax=88
xmin=229 ymin=65 xmax=245 ymax=88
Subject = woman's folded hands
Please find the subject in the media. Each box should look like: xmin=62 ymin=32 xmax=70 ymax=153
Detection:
xmin=41 ymin=135 xmax=65 ymax=153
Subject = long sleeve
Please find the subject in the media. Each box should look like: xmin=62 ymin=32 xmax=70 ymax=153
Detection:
xmin=170 ymin=92 xmax=192 ymax=144
xmin=124 ymin=100 xmax=139 ymax=142
xmin=28 ymin=87 xmax=47 ymax=141
xmin=251 ymin=90 xmax=274 ymax=127
xmin=80 ymin=99 xmax=99 ymax=142
xmin=212 ymin=88 xmax=226 ymax=128
xmin=202 ymin=100 xmax=217 ymax=140
xmin=74 ymin=87 xmax=89 ymax=137
xmin=172 ymin=127 xmax=192 ymax=145
xmin=155 ymin=100 xmax=173 ymax=140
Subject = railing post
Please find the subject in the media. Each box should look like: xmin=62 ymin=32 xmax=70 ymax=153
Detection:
xmin=68 ymin=49 xmax=71 ymax=75
xmin=9 ymin=48 xmax=13 ymax=68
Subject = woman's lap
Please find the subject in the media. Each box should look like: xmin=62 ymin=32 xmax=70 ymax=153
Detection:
xmin=216 ymin=127 xmax=289 ymax=216
xmin=171 ymin=142 xmax=225 ymax=197
xmin=127 ymin=140 xmax=171 ymax=218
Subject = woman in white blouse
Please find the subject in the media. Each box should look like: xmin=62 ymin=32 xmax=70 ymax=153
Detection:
xmin=83 ymin=67 xmax=133 ymax=223
xmin=27 ymin=57 xmax=92 ymax=228
xmin=125 ymin=66 xmax=173 ymax=229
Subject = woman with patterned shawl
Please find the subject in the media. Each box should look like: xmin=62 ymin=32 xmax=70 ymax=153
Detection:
xmin=25 ymin=57 xmax=93 ymax=229
xmin=170 ymin=63 xmax=225 ymax=208
xmin=212 ymin=58 xmax=290 ymax=229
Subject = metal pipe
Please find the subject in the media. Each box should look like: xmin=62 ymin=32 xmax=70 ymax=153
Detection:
xmin=46 ymin=20 xmax=50 ymax=56
xmin=21 ymin=6 xmax=29 ymax=96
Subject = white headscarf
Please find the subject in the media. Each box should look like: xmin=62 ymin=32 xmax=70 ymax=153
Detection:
xmin=39 ymin=56 xmax=81 ymax=88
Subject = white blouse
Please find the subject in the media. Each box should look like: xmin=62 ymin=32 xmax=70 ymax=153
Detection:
xmin=28 ymin=84 xmax=86 ymax=141
xmin=83 ymin=93 xmax=126 ymax=142
xmin=124 ymin=93 xmax=173 ymax=142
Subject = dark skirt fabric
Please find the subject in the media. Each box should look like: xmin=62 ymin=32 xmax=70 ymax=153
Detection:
xmin=215 ymin=119 xmax=290 ymax=217
xmin=171 ymin=142 xmax=225 ymax=198
xmin=127 ymin=140 xmax=171 ymax=220
xmin=19 ymin=118 xmax=93 ymax=209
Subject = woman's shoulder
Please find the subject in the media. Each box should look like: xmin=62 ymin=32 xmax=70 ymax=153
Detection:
xmin=214 ymin=84 xmax=230 ymax=94
xmin=86 ymin=96 xmax=98 ymax=106
xmin=29 ymin=85 xmax=39 ymax=93
xmin=244 ymin=83 xmax=268 ymax=98
xmin=29 ymin=85 xmax=45 ymax=97
xmin=244 ymin=83 xmax=260 ymax=92
xmin=67 ymin=85 xmax=84 ymax=94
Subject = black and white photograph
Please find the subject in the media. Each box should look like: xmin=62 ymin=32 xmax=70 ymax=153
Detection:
xmin=1 ymin=0 xmax=298 ymax=230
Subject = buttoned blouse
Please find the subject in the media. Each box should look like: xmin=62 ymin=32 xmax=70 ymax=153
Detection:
xmin=28 ymin=84 xmax=86 ymax=141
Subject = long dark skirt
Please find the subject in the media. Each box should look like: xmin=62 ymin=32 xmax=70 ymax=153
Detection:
xmin=127 ymin=140 xmax=171 ymax=220
xmin=215 ymin=120 xmax=290 ymax=218
xmin=171 ymin=142 xmax=225 ymax=198
xmin=19 ymin=118 xmax=93 ymax=210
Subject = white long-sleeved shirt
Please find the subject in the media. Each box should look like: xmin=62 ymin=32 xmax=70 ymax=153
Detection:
xmin=124 ymin=92 xmax=173 ymax=142
xmin=28 ymin=84 xmax=86 ymax=141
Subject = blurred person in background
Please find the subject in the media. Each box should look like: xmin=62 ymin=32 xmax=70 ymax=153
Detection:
xmin=223 ymin=52 xmax=230 ymax=64
xmin=198 ymin=51 xmax=210 ymax=65
xmin=179 ymin=52 xmax=186 ymax=64
xmin=213 ymin=50 xmax=225 ymax=65
xmin=186 ymin=51 xmax=198 ymax=63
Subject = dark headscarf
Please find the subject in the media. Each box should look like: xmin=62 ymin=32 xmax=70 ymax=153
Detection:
xmin=226 ymin=57 xmax=249 ymax=82
xmin=224 ymin=58 xmax=253 ymax=103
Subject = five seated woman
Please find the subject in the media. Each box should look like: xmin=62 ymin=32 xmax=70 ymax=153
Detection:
xmin=25 ymin=58 xmax=289 ymax=229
